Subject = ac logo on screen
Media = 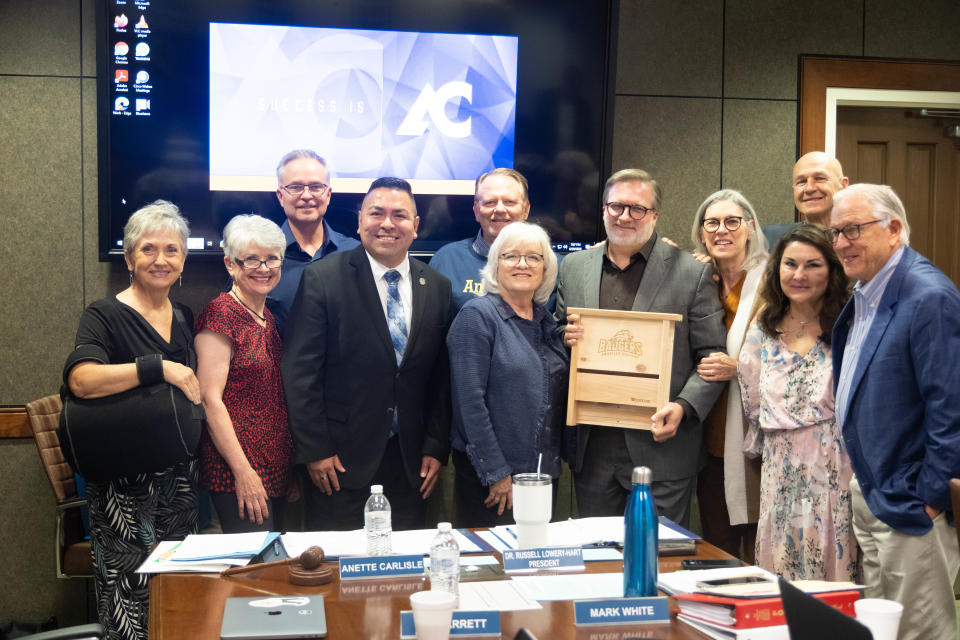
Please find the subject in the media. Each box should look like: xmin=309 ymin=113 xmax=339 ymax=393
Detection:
xmin=397 ymin=81 xmax=472 ymax=138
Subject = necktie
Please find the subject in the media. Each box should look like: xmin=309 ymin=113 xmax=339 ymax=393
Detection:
xmin=384 ymin=270 xmax=407 ymax=365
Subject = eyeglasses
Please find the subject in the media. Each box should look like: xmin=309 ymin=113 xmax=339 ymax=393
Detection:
xmin=281 ymin=182 xmax=330 ymax=196
xmin=477 ymin=197 xmax=524 ymax=211
xmin=605 ymin=202 xmax=655 ymax=220
xmin=500 ymin=252 xmax=544 ymax=266
xmin=236 ymin=257 xmax=282 ymax=270
xmin=702 ymin=216 xmax=744 ymax=233
xmin=828 ymin=218 xmax=887 ymax=244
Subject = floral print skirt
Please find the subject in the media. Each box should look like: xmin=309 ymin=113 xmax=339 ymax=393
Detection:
xmin=755 ymin=420 xmax=857 ymax=581
xmin=86 ymin=458 xmax=198 ymax=640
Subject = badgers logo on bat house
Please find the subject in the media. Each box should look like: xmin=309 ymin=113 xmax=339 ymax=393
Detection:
xmin=597 ymin=329 xmax=644 ymax=358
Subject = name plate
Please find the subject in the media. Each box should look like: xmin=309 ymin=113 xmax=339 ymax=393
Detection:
xmin=338 ymin=554 xmax=425 ymax=580
xmin=573 ymin=597 xmax=670 ymax=625
xmin=400 ymin=610 xmax=500 ymax=637
xmin=502 ymin=546 xmax=584 ymax=573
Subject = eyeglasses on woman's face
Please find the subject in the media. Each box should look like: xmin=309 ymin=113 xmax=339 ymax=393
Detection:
xmin=701 ymin=216 xmax=744 ymax=233
xmin=499 ymin=252 xmax=544 ymax=267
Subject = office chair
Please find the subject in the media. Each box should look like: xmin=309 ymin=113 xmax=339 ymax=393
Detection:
xmin=25 ymin=394 xmax=93 ymax=579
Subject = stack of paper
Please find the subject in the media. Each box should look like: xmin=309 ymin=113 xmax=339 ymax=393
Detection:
xmin=677 ymin=614 xmax=789 ymax=640
xmin=477 ymin=516 xmax=698 ymax=551
xmin=657 ymin=566 xmax=778 ymax=596
xmin=281 ymin=527 xmax=483 ymax=558
xmin=136 ymin=532 xmax=280 ymax=574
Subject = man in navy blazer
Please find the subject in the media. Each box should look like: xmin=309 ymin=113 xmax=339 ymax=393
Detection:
xmin=831 ymin=183 xmax=960 ymax=640
xmin=282 ymin=178 xmax=452 ymax=531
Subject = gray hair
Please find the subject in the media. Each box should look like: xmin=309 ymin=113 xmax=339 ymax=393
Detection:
xmin=690 ymin=189 xmax=768 ymax=270
xmin=832 ymin=183 xmax=911 ymax=245
xmin=480 ymin=222 xmax=557 ymax=305
xmin=222 ymin=214 xmax=286 ymax=262
xmin=603 ymin=168 xmax=662 ymax=212
xmin=276 ymin=149 xmax=327 ymax=182
xmin=123 ymin=200 xmax=189 ymax=254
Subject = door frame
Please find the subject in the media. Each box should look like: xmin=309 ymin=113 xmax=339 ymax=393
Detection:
xmin=824 ymin=88 xmax=960 ymax=156
xmin=798 ymin=55 xmax=960 ymax=155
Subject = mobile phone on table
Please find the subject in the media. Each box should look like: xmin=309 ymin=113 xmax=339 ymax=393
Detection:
xmin=695 ymin=575 xmax=773 ymax=589
xmin=680 ymin=558 xmax=742 ymax=570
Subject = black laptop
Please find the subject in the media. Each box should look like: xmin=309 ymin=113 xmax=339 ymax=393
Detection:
xmin=778 ymin=577 xmax=871 ymax=640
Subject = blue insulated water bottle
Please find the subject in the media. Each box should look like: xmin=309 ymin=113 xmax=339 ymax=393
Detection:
xmin=623 ymin=465 xmax=658 ymax=597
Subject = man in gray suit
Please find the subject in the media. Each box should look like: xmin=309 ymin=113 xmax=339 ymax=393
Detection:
xmin=557 ymin=169 xmax=726 ymax=527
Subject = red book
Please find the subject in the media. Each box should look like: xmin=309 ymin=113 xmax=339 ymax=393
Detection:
xmin=674 ymin=590 xmax=860 ymax=629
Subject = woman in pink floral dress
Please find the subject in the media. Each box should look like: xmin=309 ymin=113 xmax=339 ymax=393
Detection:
xmin=738 ymin=225 xmax=856 ymax=580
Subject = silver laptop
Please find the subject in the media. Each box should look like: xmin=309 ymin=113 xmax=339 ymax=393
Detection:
xmin=220 ymin=596 xmax=327 ymax=639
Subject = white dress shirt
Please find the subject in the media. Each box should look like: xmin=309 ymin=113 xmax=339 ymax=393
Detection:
xmin=365 ymin=251 xmax=413 ymax=334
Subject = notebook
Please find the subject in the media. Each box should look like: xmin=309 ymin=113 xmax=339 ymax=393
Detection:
xmin=220 ymin=596 xmax=327 ymax=639
xmin=778 ymin=577 xmax=870 ymax=640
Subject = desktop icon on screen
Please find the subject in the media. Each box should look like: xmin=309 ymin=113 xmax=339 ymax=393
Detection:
xmin=114 ymin=41 xmax=129 ymax=56
xmin=115 ymin=69 xmax=129 ymax=83
xmin=136 ymin=15 xmax=149 ymax=29
xmin=135 ymin=70 xmax=150 ymax=84
xmin=114 ymin=97 xmax=130 ymax=111
xmin=135 ymin=98 xmax=151 ymax=112
xmin=114 ymin=14 xmax=128 ymax=28
xmin=135 ymin=42 xmax=150 ymax=57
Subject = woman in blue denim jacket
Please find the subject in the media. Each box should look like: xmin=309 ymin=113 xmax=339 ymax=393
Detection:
xmin=447 ymin=222 xmax=571 ymax=527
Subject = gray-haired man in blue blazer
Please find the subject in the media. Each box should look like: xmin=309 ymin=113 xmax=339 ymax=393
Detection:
xmin=556 ymin=169 xmax=726 ymax=528
xmin=832 ymin=183 xmax=960 ymax=640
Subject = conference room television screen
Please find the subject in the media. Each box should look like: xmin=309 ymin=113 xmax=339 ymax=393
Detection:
xmin=96 ymin=0 xmax=616 ymax=258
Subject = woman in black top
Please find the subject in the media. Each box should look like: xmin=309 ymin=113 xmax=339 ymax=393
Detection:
xmin=64 ymin=200 xmax=200 ymax=640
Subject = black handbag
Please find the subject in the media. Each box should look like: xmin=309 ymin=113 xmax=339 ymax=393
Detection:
xmin=57 ymin=307 xmax=204 ymax=481
xmin=58 ymin=383 xmax=203 ymax=481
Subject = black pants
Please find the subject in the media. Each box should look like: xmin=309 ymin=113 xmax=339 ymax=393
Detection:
xmin=211 ymin=492 xmax=286 ymax=533
xmin=574 ymin=427 xmax=696 ymax=528
xmin=304 ymin=435 xmax=426 ymax=531
xmin=452 ymin=448 xmax=559 ymax=528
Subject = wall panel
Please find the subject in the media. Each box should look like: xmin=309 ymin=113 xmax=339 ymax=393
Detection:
xmin=612 ymin=96 xmax=722 ymax=248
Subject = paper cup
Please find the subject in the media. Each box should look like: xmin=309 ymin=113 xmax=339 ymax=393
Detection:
xmin=410 ymin=590 xmax=456 ymax=640
xmin=854 ymin=598 xmax=903 ymax=640
xmin=512 ymin=473 xmax=552 ymax=549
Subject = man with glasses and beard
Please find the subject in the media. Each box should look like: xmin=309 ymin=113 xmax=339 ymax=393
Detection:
xmin=556 ymin=169 xmax=726 ymax=527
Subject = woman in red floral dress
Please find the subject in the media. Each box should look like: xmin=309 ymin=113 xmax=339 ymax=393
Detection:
xmin=195 ymin=214 xmax=295 ymax=532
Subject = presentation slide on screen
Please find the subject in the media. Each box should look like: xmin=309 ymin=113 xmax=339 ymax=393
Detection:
xmin=209 ymin=23 xmax=518 ymax=194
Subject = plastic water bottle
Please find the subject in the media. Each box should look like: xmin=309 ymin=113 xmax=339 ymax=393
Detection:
xmin=364 ymin=484 xmax=392 ymax=556
xmin=429 ymin=522 xmax=460 ymax=605
xmin=623 ymin=466 xmax=658 ymax=597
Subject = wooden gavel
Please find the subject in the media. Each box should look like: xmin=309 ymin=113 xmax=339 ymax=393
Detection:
xmin=221 ymin=545 xmax=327 ymax=577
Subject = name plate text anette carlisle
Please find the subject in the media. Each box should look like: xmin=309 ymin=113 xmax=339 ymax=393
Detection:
xmin=339 ymin=554 xmax=425 ymax=580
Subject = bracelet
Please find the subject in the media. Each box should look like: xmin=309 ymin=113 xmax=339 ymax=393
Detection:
xmin=135 ymin=354 xmax=165 ymax=386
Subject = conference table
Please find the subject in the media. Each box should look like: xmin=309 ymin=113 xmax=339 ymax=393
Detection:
xmin=149 ymin=534 xmax=734 ymax=639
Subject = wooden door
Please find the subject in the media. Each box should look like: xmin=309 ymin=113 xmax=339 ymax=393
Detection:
xmin=837 ymin=107 xmax=960 ymax=286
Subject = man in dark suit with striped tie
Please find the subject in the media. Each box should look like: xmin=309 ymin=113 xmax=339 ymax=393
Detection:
xmin=282 ymin=177 xmax=453 ymax=531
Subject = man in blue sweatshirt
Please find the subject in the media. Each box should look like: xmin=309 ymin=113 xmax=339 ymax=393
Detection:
xmin=430 ymin=168 xmax=531 ymax=311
